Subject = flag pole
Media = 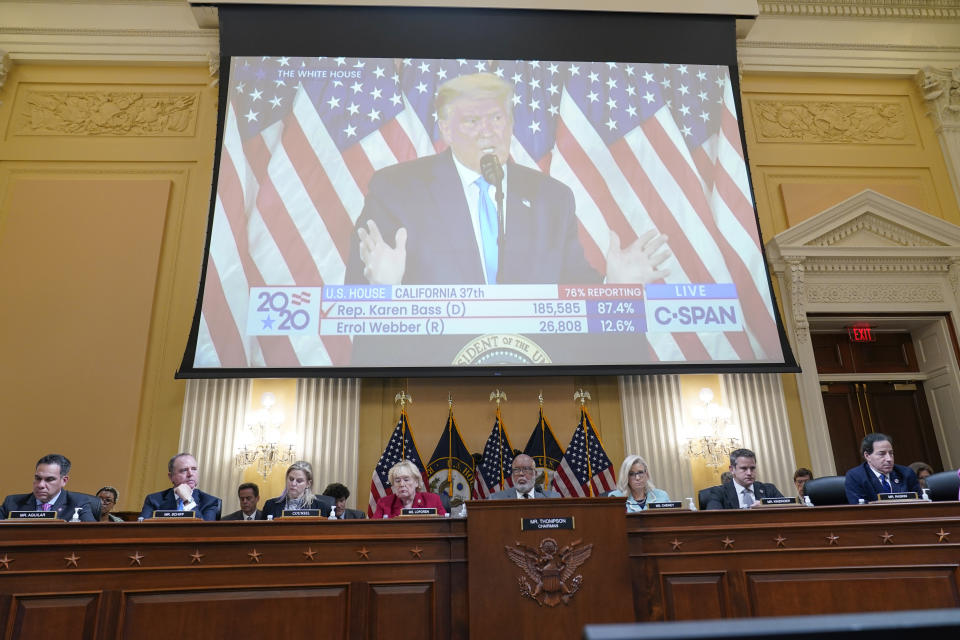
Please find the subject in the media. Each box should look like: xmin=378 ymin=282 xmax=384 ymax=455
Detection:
xmin=574 ymin=388 xmax=593 ymax=497
xmin=447 ymin=394 xmax=454 ymax=498
xmin=538 ymin=391 xmax=549 ymax=489
xmin=395 ymin=390 xmax=412 ymax=460
xmin=490 ymin=389 xmax=508 ymax=489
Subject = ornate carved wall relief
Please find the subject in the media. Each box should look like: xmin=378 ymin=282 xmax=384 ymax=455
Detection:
xmin=14 ymin=90 xmax=199 ymax=136
xmin=751 ymin=100 xmax=907 ymax=143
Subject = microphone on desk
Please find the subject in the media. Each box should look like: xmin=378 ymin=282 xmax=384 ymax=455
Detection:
xmin=480 ymin=153 xmax=505 ymax=283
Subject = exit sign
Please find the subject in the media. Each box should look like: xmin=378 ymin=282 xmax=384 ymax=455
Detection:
xmin=847 ymin=325 xmax=876 ymax=342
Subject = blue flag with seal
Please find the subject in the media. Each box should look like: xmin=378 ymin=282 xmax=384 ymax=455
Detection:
xmin=522 ymin=406 xmax=565 ymax=492
xmin=425 ymin=407 xmax=475 ymax=506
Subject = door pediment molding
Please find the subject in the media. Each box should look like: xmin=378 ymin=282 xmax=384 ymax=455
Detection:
xmin=766 ymin=189 xmax=960 ymax=478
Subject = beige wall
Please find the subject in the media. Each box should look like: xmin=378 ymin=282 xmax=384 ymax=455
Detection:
xmin=0 ymin=63 xmax=218 ymax=508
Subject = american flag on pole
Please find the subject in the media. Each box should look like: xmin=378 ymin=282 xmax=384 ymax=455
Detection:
xmin=368 ymin=408 xmax=426 ymax=517
xmin=473 ymin=406 xmax=515 ymax=499
xmin=551 ymin=407 xmax=616 ymax=497
xmin=194 ymin=56 xmax=779 ymax=368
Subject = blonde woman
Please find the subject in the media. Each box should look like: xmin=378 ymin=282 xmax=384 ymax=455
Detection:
xmin=608 ymin=455 xmax=670 ymax=512
xmin=372 ymin=460 xmax=446 ymax=518
xmin=260 ymin=461 xmax=334 ymax=519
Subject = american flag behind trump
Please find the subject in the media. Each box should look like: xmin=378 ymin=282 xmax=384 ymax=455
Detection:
xmin=473 ymin=406 xmax=515 ymax=499
xmin=368 ymin=408 xmax=427 ymax=517
xmin=194 ymin=55 xmax=778 ymax=368
xmin=551 ymin=407 xmax=616 ymax=497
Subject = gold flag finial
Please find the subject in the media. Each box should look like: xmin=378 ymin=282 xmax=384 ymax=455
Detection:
xmin=448 ymin=392 xmax=453 ymax=409
xmin=538 ymin=390 xmax=544 ymax=407
xmin=489 ymin=389 xmax=508 ymax=407
xmin=395 ymin=390 xmax=413 ymax=409
xmin=573 ymin=388 xmax=592 ymax=406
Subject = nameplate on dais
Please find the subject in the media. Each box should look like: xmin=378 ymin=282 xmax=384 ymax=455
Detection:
xmin=6 ymin=511 xmax=60 ymax=521
xmin=281 ymin=509 xmax=322 ymax=518
xmin=761 ymin=497 xmax=798 ymax=506
xmin=648 ymin=501 xmax=682 ymax=509
xmin=877 ymin=492 xmax=918 ymax=501
xmin=521 ymin=517 xmax=574 ymax=531
xmin=151 ymin=510 xmax=198 ymax=519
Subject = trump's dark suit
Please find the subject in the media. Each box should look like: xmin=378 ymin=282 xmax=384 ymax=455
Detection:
xmin=139 ymin=488 xmax=221 ymax=521
xmin=0 ymin=490 xmax=98 ymax=521
xmin=704 ymin=481 xmax=783 ymax=510
xmin=346 ymin=149 xmax=601 ymax=286
xmin=844 ymin=462 xmax=920 ymax=504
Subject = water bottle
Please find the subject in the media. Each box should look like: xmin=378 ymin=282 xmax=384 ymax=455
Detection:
xmin=922 ymin=488 xmax=932 ymax=501
xmin=266 ymin=514 xmax=274 ymax=521
xmin=686 ymin=497 xmax=697 ymax=511
xmin=71 ymin=507 xmax=82 ymax=522
xmin=328 ymin=509 xmax=337 ymax=520
xmin=803 ymin=495 xmax=814 ymax=507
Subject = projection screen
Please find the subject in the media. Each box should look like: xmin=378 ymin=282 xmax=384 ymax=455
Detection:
xmin=178 ymin=5 xmax=798 ymax=377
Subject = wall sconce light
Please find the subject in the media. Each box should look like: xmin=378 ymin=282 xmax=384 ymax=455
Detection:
xmin=235 ymin=392 xmax=296 ymax=479
xmin=682 ymin=388 xmax=741 ymax=470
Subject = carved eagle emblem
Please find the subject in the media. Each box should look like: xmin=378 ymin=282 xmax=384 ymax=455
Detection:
xmin=504 ymin=537 xmax=593 ymax=607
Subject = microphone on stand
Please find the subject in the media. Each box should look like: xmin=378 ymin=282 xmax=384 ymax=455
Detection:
xmin=480 ymin=154 xmax=505 ymax=283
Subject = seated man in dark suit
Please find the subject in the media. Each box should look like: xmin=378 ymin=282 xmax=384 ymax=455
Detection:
xmin=222 ymin=482 xmax=261 ymax=521
xmin=704 ymin=448 xmax=784 ymax=509
xmin=139 ymin=452 xmax=221 ymax=521
xmin=322 ymin=482 xmax=366 ymax=519
xmin=488 ymin=454 xmax=561 ymax=500
xmin=845 ymin=433 xmax=920 ymax=504
xmin=0 ymin=453 xmax=97 ymax=521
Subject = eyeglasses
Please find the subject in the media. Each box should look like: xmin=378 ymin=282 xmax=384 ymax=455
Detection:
xmin=511 ymin=467 xmax=536 ymax=475
xmin=628 ymin=470 xmax=647 ymax=478
xmin=392 ymin=475 xmax=416 ymax=486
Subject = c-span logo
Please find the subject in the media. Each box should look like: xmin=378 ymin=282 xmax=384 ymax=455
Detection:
xmin=644 ymin=284 xmax=743 ymax=333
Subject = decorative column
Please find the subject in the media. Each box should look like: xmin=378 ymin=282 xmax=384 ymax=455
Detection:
xmin=917 ymin=66 xmax=960 ymax=209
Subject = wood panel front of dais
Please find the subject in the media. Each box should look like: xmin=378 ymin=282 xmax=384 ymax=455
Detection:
xmin=627 ymin=501 xmax=960 ymax=621
xmin=0 ymin=518 xmax=466 ymax=640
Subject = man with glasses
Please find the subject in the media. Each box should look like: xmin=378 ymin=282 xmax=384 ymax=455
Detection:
xmin=489 ymin=454 xmax=561 ymax=500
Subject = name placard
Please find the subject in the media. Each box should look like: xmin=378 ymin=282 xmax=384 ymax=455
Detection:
xmin=521 ymin=517 xmax=574 ymax=531
xmin=151 ymin=510 xmax=199 ymax=519
xmin=400 ymin=507 xmax=438 ymax=516
xmin=877 ymin=492 xmax=919 ymax=501
xmin=280 ymin=509 xmax=322 ymax=518
xmin=6 ymin=511 xmax=60 ymax=520
xmin=761 ymin=497 xmax=798 ymax=506
xmin=648 ymin=501 xmax=682 ymax=510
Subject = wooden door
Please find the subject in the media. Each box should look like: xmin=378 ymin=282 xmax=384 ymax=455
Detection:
xmin=813 ymin=331 xmax=943 ymax=474
xmin=820 ymin=381 xmax=943 ymax=474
